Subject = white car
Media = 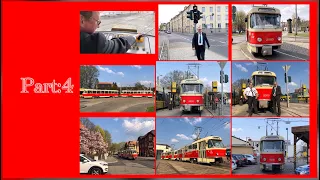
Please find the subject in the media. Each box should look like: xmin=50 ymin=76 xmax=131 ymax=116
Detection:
xmin=232 ymin=158 xmax=237 ymax=170
xmin=80 ymin=154 xmax=108 ymax=175
xmin=244 ymin=154 xmax=257 ymax=164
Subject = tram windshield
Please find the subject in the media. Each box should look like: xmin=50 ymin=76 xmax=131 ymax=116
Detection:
xmin=250 ymin=13 xmax=281 ymax=29
xmin=208 ymin=139 xmax=224 ymax=148
xmin=253 ymin=75 xmax=276 ymax=86
xmin=181 ymin=84 xmax=204 ymax=94
xmin=260 ymin=140 xmax=284 ymax=152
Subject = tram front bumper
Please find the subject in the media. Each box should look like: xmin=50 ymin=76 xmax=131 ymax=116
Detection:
xmin=180 ymin=104 xmax=204 ymax=111
xmin=261 ymin=46 xmax=272 ymax=56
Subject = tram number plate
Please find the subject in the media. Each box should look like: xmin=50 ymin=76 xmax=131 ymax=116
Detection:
xmin=269 ymin=158 xmax=275 ymax=161
xmin=189 ymin=100 xmax=194 ymax=103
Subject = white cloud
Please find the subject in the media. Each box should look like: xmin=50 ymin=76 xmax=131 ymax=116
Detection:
xmin=98 ymin=66 xmax=125 ymax=77
xmin=232 ymin=128 xmax=243 ymax=132
xmin=289 ymin=82 xmax=298 ymax=86
xmin=131 ymin=65 xmax=142 ymax=70
xmin=171 ymin=138 xmax=179 ymax=143
xmin=176 ymin=134 xmax=192 ymax=140
xmin=117 ymin=72 xmax=125 ymax=77
xmin=191 ymin=134 xmax=197 ymax=139
xmin=113 ymin=118 xmax=119 ymax=121
xmin=183 ymin=117 xmax=202 ymax=126
xmin=122 ymin=118 xmax=155 ymax=136
xmin=224 ymin=122 xmax=230 ymax=129
xmin=235 ymin=63 xmax=248 ymax=72
xmin=200 ymin=77 xmax=208 ymax=82
xmin=140 ymin=80 xmax=154 ymax=87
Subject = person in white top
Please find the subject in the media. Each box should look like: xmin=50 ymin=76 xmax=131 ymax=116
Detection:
xmin=192 ymin=26 xmax=210 ymax=60
xmin=243 ymin=82 xmax=259 ymax=116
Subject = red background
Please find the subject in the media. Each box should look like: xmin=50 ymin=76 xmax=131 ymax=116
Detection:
xmin=2 ymin=0 xmax=318 ymax=178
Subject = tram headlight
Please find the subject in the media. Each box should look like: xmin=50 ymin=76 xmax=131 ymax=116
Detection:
xmin=263 ymin=158 xmax=266 ymax=161
xmin=278 ymin=37 xmax=282 ymax=41
xmin=196 ymin=100 xmax=199 ymax=103
xmin=257 ymin=37 xmax=262 ymax=42
xmin=183 ymin=100 xmax=186 ymax=103
xmin=278 ymin=158 xmax=281 ymax=161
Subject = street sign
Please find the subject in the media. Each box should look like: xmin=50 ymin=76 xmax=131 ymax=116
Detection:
xmin=282 ymin=65 xmax=291 ymax=72
xmin=218 ymin=62 xmax=227 ymax=69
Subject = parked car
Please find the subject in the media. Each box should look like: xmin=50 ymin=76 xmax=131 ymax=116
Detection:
xmin=295 ymin=164 xmax=310 ymax=175
xmin=234 ymin=154 xmax=248 ymax=165
xmin=232 ymin=154 xmax=245 ymax=167
xmin=244 ymin=154 xmax=257 ymax=164
xmin=232 ymin=158 xmax=237 ymax=170
xmin=80 ymin=154 xmax=108 ymax=175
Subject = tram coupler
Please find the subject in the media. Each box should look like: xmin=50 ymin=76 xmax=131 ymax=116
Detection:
xmin=261 ymin=46 xmax=273 ymax=56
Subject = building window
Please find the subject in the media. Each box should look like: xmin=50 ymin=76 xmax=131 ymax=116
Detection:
xmin=225 ymin=15 xmax=228 ymax=21
xmin=210 ymin=15 xmax=213 ymax=21
xmin=210 ymin=7 xmax=213 ymax=12
xmin=226 ymin=23 xmax=228 ymax=28
xmin=217 ymin=6 xmax=221 ymax=12
xmin=218 ymin=23 xmax=221 ymax=28
xmin=225 ymin=6 xmax=228 ymax=12
xmin=210 ymin=23 xmax=213 ymax=28
xmin=218 ymin=15 xmax=221 ymax=21
xmin=202 ymin=7 xmax=205 ymax=12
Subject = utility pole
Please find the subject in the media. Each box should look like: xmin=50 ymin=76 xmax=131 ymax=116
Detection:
xmin=218 ymin=62 xmax=227 ymax=115
xmin=283 ymin=65 xmax=291 ymax=108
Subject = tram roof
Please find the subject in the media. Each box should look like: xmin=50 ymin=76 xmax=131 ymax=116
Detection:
xmin=181 ymin=78 xmax=204 ymax=85
xmin=251 ymin=71 xmax=276 ymax=76
xmin=193 ymin=136 xmax=222 ymax=144
xmin=248 ymin=6 xmax=281 ymax=15
xmin=260 ymin=135 xmax=285 ymax=141
xmin=292 ymin=125 xmax=309 ymax=144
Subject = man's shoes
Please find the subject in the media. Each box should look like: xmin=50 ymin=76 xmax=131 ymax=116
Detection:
xmin=248 ymin=114 xmax=252 ymax=117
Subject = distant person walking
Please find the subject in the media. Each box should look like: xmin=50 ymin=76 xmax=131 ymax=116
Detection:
xmin=271 ymin=82 xmax=281 ymax=116
xmin=243 ymin=82 xmax=259 ymax=116
xmin=192 ymin=26 xmax=210 ymax=60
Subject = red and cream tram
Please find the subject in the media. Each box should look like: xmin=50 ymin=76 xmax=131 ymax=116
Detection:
xmin=82 ymin=89 xmax=119 ymax=98
xmin=259 ymin=135 xmax=285 ymax=172
xmin=179 ymin=77 xmax=204 ymax=113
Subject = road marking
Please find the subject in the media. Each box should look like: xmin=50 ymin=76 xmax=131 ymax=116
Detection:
xmin=219 ymin=41 xmax=227 ymax=44
xmin=274 ymin=50 xmax=307 ymax=60
xmin=240 ymin=47 xmax=253 ymax=60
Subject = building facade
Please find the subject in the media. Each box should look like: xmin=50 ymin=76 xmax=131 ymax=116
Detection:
xmin=169 ymin=5 xmax=229 ymax=34
xmin=137 ymin=130 xmax=155 ymax=157
xmin=156 ymin=144 xmax=172 ymax=159
xmin=96 ymin=82 xmax=112 ymax=90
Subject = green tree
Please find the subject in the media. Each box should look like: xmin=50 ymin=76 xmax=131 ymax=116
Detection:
xmin=80 ymin=66 xmax=100 ymax=89
xmin=104 ymin=130 xmax=112 ymax=149
xmin=135 ymin=82 xmax=145 ymax=90
xmin=95 ymin=125 xmax=106 ymax=142
xmin=159 ymin=70 xmax=188 ymax=90
xmin=233 ymin=10 xmax=246 ymax=32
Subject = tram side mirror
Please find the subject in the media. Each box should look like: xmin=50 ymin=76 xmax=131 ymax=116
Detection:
xmin=256 ymin=144 xmax=259 ymax=147
xmin=245 ymin=18 xmax=248 ymax=22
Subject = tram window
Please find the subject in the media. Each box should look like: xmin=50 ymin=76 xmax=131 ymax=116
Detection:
xmin=193 ymin=144 xmax=197 ymax=149
xmin=188 ymin=145 xmax=192 ymax=149
xmin=208 ymin=139 xmax=224 ymax=148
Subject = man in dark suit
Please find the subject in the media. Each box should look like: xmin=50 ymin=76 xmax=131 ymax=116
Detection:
xmin=271 ymin=81 xmax=281 ymax=116
xmin=192 ymin=26 xmax=210 ymax=60
xmin=80 ymin=11 xmax=141 ymax=54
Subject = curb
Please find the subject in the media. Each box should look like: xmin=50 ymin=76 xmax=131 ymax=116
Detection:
xmin=106 ymin=160 xmax=118 ymax=164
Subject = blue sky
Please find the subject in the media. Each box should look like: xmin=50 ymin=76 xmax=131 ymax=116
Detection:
xmin=96 ymin=65 xmax=154 ymax=87
xmin=232 ymin=118 xmax=309 ymax=145
xmin=156 ymin=118 xmax=231 ymax=149
xmin=156 ymin=62 xmax=231 ymax=92
xmin=232 ymin=62 xmax=309 ymax=93
xmin=87 ymin=118 xmax=155 ymax=143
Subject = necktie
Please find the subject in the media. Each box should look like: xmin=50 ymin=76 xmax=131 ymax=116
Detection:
xmin=199 ymin=33 xmax=202 ymax=44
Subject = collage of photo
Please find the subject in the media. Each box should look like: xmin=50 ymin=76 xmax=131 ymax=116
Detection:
xmin=79 ymin=4 xmax=311 ymax=176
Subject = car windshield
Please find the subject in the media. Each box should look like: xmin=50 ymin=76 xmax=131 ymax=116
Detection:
xmin=250 ymin=13 xmax=281 ymax=29
xmin=253 ymin=75 xmax=276 ymax=86
xmin=261 ymin=140 xmax=284 ymax=152
xmin=82 ymin=154 xmax=95 ymax=161
xmin=181 ymin=84 xmax=204 ymax=94
xmin=208 ymin=139 xmax=224 ymax=148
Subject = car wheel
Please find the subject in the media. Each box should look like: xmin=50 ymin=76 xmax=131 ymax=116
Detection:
xmin=89 ymin=167 xmax=103 ymax=175
xmin=248 ymin=160 xmax=252 ymax=165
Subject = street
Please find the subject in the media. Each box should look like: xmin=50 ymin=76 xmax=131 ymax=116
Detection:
xmin=159 ymin=31 xmax=228 ymax=60
xmin=232 ymin=102 xmax=309 ymax=117
xmin=80 ymin=98 xmax=154 ymax=112
xmin=232 ymin=33 xmax=309 ymax=60
xmin=156 ymin=159 xmax=230 ymax=174
xmin=105 ymin=156 xmax=155 ymax=174
xmin=98 ymin=12 xmax=155 ymax=35
xmin=156 ymin=104 xmax=231 ymax=117
xmin=232 ymin=158 xmax=307 ymax=174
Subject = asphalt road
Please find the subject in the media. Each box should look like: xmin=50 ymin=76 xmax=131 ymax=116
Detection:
xmin=232 ymin=159 xmax=307 ymax=174
xmin=108 ymin=156 xmax=155 ymax=174
xmin=80 ymin=97 xmax=154 ymax=112
xmin=98 ymin=12 xmax=155 ymax=35
xmin=159 ymin=31 xmax=228 ymax=60
xmin=232 ymin=102 xmax=309 ymax=117
xmin=232 ymin=34 xmax=309 ymax=60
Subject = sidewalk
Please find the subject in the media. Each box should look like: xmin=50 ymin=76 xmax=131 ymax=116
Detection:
xmin=169 ymin=46 xmax=228 ymax=60
xmin=104 ymin=156 xmax=118 ymax=163
xmin=138 ymin=156 xmax=155 ymax=160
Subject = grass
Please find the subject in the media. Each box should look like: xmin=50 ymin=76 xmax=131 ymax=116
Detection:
xmin=146 ymin=106 xmax=154 ymax=112
xmin=287 ymin=32 xmax=310 ymax=37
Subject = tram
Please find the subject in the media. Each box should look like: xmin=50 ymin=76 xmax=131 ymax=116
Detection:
xmin=82 ymin=89 xmax=119 ymax=98
xmin=245 ymin=5 xmax=282 ymax=56
xmin=161 ymin=136 xmax=226 ymax=165
xmin=179 ymin=77 xmax=204 ymax=113
xmin=121 ymin=149 xmax=138 ymax=160
xmin=80 ymin=88 xmax=153 ymax=98
xmin=120 ymin=90 xmax=153 ymax=98
xmin=259 ymin=135 xmax=285 ymax=172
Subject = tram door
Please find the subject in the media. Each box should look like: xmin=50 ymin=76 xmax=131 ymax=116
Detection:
xmin=198 ymin=140 xmax=206 ymax=163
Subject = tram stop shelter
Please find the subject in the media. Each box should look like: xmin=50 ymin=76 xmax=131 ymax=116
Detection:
xmin=291 ymin=125 xmax=309 ymax=169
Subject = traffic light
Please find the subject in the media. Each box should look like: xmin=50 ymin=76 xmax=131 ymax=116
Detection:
xmin=224 ymin=74 xmax=229 ymax=83
xmin=284 ymin=73 xmax=292 ymax=83
xmin=193 ymin=10 xmax=199 ymax=24
xmin=212 ymin=81 xmax=218 ymax=92
xmin=232 ymin=6 xmax=237 ymax=21
xmin=187 ymin=10 xmax=193 ymax=20
xmin=198 ymin=11 xmax=203 ymax=19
